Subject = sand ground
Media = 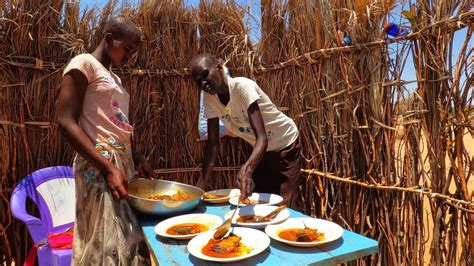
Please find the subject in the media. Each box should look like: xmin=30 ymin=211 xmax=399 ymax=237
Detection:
xmin=396 ymin=127 xmax=473 ymax=265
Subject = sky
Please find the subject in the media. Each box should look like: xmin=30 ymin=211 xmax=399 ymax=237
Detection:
xmin=80 ymin=0 xmax=471 ymax=94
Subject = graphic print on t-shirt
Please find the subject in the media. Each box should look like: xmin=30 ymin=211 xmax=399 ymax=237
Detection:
xmin=109 ymin=96 xmax=130 ymax=130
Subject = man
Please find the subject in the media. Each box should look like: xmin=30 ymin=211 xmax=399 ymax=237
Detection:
xmin=190 ymin=53 xmax=302 ymax=207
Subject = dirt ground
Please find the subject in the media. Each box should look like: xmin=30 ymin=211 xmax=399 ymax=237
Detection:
xmin=396 ymin=127 xmax=473 ymax=264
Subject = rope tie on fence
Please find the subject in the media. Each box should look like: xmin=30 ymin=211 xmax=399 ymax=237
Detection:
xmin=34 ymin=58 xmax=43 ymax=70
xmin=303 ymin=169 xmax=474 ymax=213
xmin=0 ymin=120 xmax=52 ymax=128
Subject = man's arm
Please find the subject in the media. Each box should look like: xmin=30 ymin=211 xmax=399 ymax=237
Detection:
xmin=58 ymin=70 xmax=128 ymax=200
xmin=197 ymin=117 xmax=220 ymax=190
xmin=238 ymin=101 xmax=268 ymax=200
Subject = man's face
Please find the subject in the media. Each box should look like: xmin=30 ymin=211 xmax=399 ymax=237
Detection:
xmin=106 ymin=34 xmax=139 ymax=67
xmin=191 ymin=59 xmax=225 ymax=95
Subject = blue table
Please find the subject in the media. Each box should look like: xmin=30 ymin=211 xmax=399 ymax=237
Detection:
xmin=140 ymin=203 xmax=378 ymax=265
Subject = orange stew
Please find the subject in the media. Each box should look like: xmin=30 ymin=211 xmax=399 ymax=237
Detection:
xmin=203 ymin=193 xmax=227 ymax=199
xmin=278 ymin=228 xmax=325 ymax=242
xmin=146 ymin=191 xmax=195 ymax=201
xmin=236 ymin=215 xmax=265 ymax=223
xmin=166 ymin=223 xmax=209 ymax=235
xmin=239 ymin=199 xmax=269 ymax=205
xmin=201 ymin=234 xmax=252 ymax=258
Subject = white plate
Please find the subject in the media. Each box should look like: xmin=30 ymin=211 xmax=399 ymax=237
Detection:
xmin=154 ymin=214 xmax=223 ymax=240
xmin=224 ymin=205 xmax=290 ymax=229
xmin=187 ymin=227 xmax=270 ymax=263
xmin=202 ymin=189 xmax=240 ymax=204
xmin=265 ymin=217 xmax=344 ymax=247
xmin=229 ymin=192 xmax=283 ymax=206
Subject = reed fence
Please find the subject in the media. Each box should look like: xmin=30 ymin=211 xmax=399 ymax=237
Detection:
xmin=0 ymin=0 xmax=472 ymax=265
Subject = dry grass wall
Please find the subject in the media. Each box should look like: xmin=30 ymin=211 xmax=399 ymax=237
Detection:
xmin=1 ymin=0 xmax=472 ymax=265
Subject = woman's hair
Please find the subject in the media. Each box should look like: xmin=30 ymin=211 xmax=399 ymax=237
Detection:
xmin=103 ymin=16 xmax=141 ymax=43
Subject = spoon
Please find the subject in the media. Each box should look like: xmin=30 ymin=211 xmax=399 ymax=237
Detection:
xmin=302 ymin=220 xmax=310 ymax=229
xmin=213 ymin=202 xmax=241 ymax=239
xmin=258 ymin=205 xmax=286 ymax=222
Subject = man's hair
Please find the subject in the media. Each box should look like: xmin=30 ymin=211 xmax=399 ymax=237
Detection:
xmin=103 ymin=16 xmax=141 ymax=43
xmin=190 ymin=53 xmax=220 ymax=67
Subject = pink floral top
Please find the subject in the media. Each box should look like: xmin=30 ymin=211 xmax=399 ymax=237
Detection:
xmin=63 ymin=53 xmax=133 ymax=145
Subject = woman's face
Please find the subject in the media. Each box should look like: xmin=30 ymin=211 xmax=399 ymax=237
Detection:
xmin=106 ymin=34 xmax=139 ymax=67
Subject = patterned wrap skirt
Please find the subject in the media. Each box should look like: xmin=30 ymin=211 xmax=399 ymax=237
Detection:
xmin=71 ymin=137 xmax=150 ymax=265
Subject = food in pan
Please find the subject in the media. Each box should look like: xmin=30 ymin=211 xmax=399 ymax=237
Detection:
xmin=146 ymin=191 xmax=195 ymax=201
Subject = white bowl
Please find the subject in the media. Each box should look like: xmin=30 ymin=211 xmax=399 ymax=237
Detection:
xmin=265 ymin=217 xmax=344 ymax=247
xmin=224 ymin=205 xmax=290 ymax=229
xmin=187 ymin=227 xmax=270 ymax=263
xmin=228 ymin=192 xmax=283 ymax=206
xmin=202 ymin=189 xmax=240 ymax=204
xmin=154 ymin=214 xmax=223 ymax=240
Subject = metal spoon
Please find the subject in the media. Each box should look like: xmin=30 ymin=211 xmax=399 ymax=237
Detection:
xmin=302 ymin=220 xmax=310 ymax=229
xmin=258 ymin=205 xmax=286 ymax=222
xmin=213 ymin=202 xmax=240 ymax=239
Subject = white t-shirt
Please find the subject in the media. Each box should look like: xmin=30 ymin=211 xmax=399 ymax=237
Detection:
xmin=203 ymin=76 xmax=298 ymax=151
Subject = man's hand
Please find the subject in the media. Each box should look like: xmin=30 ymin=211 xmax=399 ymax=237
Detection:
xmin=136 ymin=157 xmax=156 ymax=179
xmin=236 ymin=166 xmax=254 ymax=201
xmin=106 ymin=166 xmax=129 ymax=200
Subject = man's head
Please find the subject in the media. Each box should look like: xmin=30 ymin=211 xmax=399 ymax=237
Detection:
xmin=102 ymin=16 xmax=141 ymax=67
xmin=190 ymin=53 xmax=228 ymax=95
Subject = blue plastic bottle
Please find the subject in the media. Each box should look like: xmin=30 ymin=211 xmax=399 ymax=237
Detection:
xmin=383 ymin=23 xmax=409 ymax=37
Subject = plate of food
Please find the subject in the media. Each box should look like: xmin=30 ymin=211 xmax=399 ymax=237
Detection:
xmin=223 ymin=205 xmax=290 ymax=229
xmin=187 ymin=227 xmax=270 ymax=262
xmin=264 ymin=217 xmax=343 ymax=247
xmin=202 ymin=189 xmax=240 ymax=204
xmin=154 ymin=214 xmax=223 ymax=240
xmin=228 ymin=192 xmax=283 ymax=206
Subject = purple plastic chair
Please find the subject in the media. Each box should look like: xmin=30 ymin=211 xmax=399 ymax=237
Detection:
xmin=10 ymin=166 xmax=75 ymax=266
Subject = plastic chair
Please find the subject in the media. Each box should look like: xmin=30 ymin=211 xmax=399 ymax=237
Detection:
xmin=10 ymin=166 xmax=75 ymax=266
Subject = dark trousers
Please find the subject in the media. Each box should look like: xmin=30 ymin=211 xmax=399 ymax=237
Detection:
xmin=253 ymin=138 xmax=302 ymax=208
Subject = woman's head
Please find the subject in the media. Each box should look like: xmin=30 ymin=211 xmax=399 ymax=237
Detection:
xmin=102 ymin=16 xmax=141 ymax=67
xmin=190 ymin=53 xmax=228 ymax=95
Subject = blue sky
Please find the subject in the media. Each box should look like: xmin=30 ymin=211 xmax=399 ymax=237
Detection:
xmin=81 ymin=0 xmax=471 ymax=93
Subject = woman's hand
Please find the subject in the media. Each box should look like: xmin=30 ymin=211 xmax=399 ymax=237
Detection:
xmin=106 ymin=166 xmax=129 ymax=200
xmin=136 ymin=157 xmax=156 ymax=179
